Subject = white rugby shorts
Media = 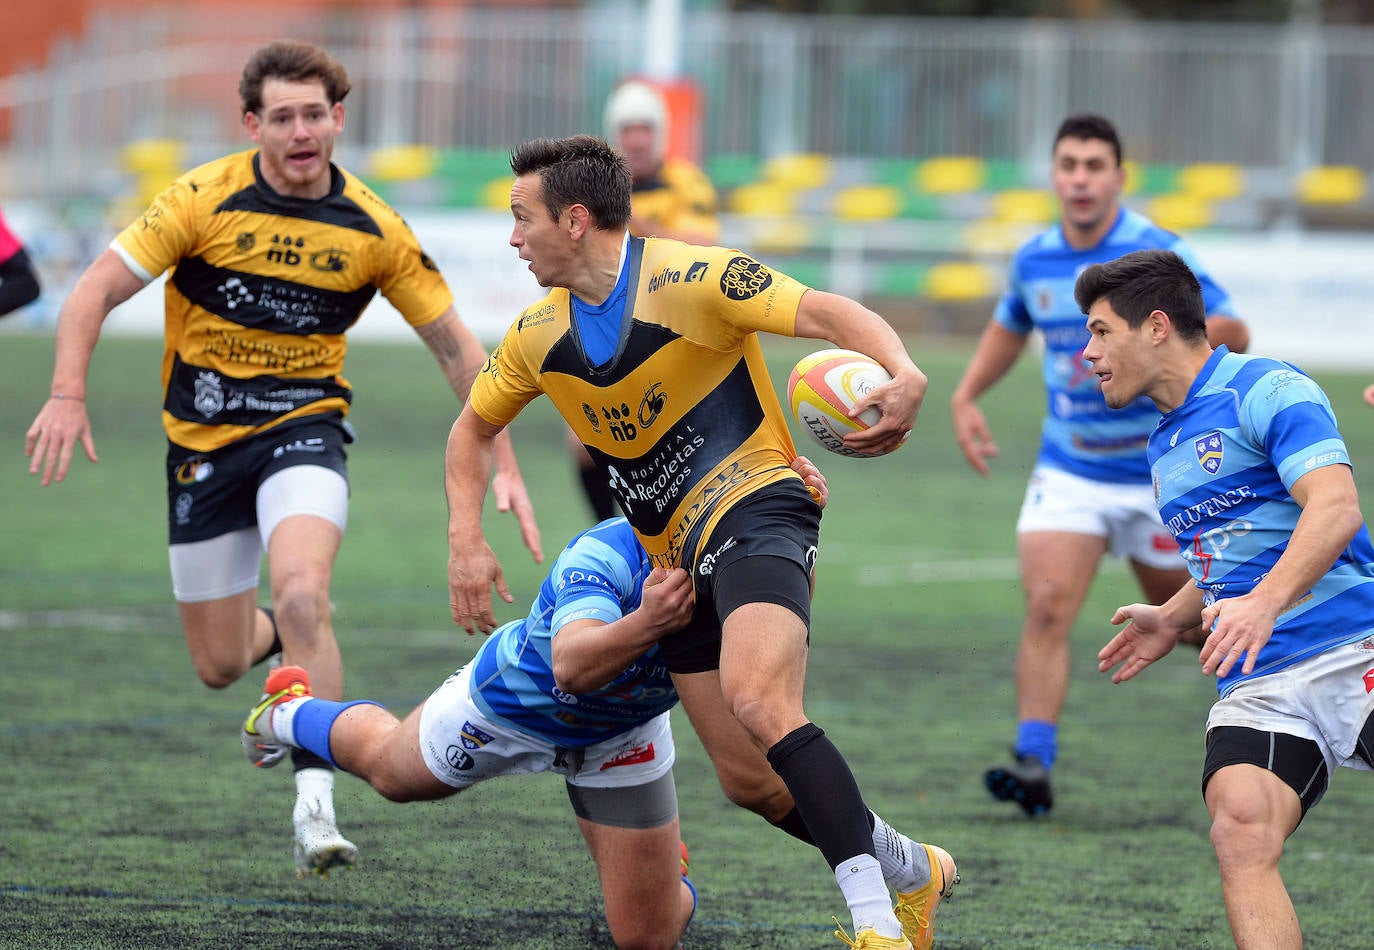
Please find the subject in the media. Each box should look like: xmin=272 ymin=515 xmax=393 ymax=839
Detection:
xmin=1016 ymin=465 xmax=1180 ymax=569
xmin=418 ymin=663 xmax=676 ymax=791
xmin=1207 ymin=639 xmax=1374 ymax=781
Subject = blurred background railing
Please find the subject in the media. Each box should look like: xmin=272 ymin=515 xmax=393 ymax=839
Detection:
xmin=1 ymin=4 xmax=1371 ymax=364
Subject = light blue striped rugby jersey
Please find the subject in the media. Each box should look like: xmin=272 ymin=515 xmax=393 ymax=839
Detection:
xmin=467 ymin=517 xmax=678 ymax=748
xmin=997 ymin=208 xmax=1236 ymax=483
xmin=1148 ymin=347 xmax=1374 ymax=698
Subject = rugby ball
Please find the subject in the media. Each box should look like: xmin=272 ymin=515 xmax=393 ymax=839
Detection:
xmin=787 ymin=349 xmax=892 ymax=459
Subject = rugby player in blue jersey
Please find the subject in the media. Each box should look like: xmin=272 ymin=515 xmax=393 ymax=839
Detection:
xmin=950 ymin=114 xmax=1251 ymax=817
xmin=243 ymin=458 xmax=955 ymax=950
xmin=1077 ymin=247 xmax=1374 ymax=949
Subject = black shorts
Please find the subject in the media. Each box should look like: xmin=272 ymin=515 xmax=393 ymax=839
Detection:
xmin=660 ymin=480 xmax=821 ymax=674
xmin=166 ymin=413 xmax=351 ymax=544
xmin=1202 ymin=726 xmax=1329 ymax=820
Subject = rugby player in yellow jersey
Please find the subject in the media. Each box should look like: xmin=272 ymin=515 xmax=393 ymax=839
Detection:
xmin=24 ymin=40 xmax=541 ymax=877
xmin=445 ymin=135 xmax=957 ymax=950
xmin=568 ymin=79 xmax=725 ymax=524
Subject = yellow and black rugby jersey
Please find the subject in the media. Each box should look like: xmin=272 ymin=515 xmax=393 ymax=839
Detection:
xmin=113 ymin=149 xmax=453 ymax=452
xmin=630 ymin=157 xmax=720 ymax=243
xmin=470 ymin=237 xmax=808 ymax=570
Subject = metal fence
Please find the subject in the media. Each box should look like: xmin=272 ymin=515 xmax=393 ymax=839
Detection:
xmin=2 ymin=7 xmax=1373 ymax=200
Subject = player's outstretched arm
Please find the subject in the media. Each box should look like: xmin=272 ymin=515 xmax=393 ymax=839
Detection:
xmin=1098 ymin=581 xmax=1203 ymax=684
xmin=950 ymin=321 xmax=1029 ymax=477
xmin=445 ymin=406 xmax=511 ymax=635
xmin=1198 ymin=464 xmax=1363 ymax=679
xmin=792 ymin=289 xmax=926 ymax=456
xmin=552 ymin=566 xmax=695 ymax=694
xmin=26 ymin=249 xmax=145 ymax=486
xmin=1363 ymin=384 xmax=1374 ymax=408
xmin=417 ymin=310 xmax=542 ymax=563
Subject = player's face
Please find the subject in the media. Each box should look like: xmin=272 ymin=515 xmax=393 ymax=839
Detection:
xmin=244 ymin=78 xmax=344 ymax=200
xmin=1051 ymin=137 xmax=1124 ymax=239
xmin=509 ymin=173 xmax=573 ymax=288
xmin=1083 ymin=299 xmax=1154 ymax=409
xmin=616 ymin=122 xmax=659 ymax=181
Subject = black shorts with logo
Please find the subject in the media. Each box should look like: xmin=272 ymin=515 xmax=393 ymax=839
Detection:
xmin=166 ymin=412 xmax=351 ymax=544
xmin=661 ymin=479 xmax=821 ymax=674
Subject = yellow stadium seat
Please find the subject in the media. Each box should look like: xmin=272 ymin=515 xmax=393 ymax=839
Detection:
xmin=480 ymin=178 xmax=515 ymax=210
xmin=728 ymin=182 xmax=798 ymax=217
xmin=964 ymin=219 xmax=1035 ymax=256
xmin=121 ymin=138 xmax=186 ymax=175
xmin=1296 ymin=165 xmax=1367 ymax=205
xmin=832 ymin=185 xmax=903 ymax=221
xmin=1146 ymin=194 xmax=1214 ymax=232
xmin=1177 ymin=163 xmax=1245 ymax=201
xmin=924 ymin=261 xmax=997 ymax=301
xmin=762 ymin=153 xmax=832 ymax=191
xmin=369 ymin=145 xmax=439 ymax=182
xmin=989 ymin=189 xmax=1057 ymax=224
xmin=914 ymin=156 xmax=986 ymax=195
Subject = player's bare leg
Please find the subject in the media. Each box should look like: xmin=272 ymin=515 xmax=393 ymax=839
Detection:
xmin=986 ymin=531 xmax=1105 ymax=817
xmin=1205 ymin=764 xmax=1303 ymax=949
xmin=580 ymin=815 xmax=694 ymax=950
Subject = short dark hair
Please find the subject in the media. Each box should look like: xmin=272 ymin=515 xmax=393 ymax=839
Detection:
xmin=509 ymin=135 xmax=632 ymax=230
xmin=1053 ymin=113 xmax=1123 ymax=166
xmin=1074 ymin=249 xmax=1207 ymax=341
xmin=240 ymin=40 xmax=351 ymax=115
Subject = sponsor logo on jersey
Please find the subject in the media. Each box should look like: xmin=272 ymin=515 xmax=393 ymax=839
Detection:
xmin=601 ymin=401 xmax=639 ymax=441
xmin=599 ymin=741 xmax=657 ymax=770
xmin=1194 ymin=432 xmax=1224 ymax=474
xmin=175 ymin=459 xmax=215 ymax=485
xmin=216 ymin=276 xmax=255 ymax=310
xmin=719 ymin=256 xmax=773 ymax=301
xmin=685 ymin=261 xmax=709 ymax=282
xmin=309 ymin=248 xmax=349 ymax=273
xmin=460 ymin=721 xmax=495 ymax=750
xmin=638 ymin=382 xmax=667 ymax=429
xmin=266 ymin=234 xmax=305 ymax=266
xmin=194 ymin=371 xmax=225 ymax=417
xmin=1364 ymin=667 xmax=1374 ymax=693
xmin=1354 ymin=638 xmax=1374 ymax=654
xmin=519 ymin=303 xmax=557 ymax=330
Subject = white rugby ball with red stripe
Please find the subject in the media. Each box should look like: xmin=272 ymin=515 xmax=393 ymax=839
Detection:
xmin=787 ymin=348 xmax=892 ymax=458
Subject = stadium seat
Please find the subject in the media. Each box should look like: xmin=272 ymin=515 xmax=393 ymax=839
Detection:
xmin=762 ymin=153 xmax=833 ymax=191
xmin=1145 ymin=194 xmax=1214 ymax=232
xmin=369 ymin=144 xmax=439 ymax=182
xmin=832 ymin=184 xmax=903 ymax=221
xmin=1296 ymin=165 xmax=1367 ymax=206
xmin=120 ymin=138 xmax=188 ymax=207
xmin=924 ymin=261 xmax=998 ymax=301
xmin=1177 ymin=162 xmax=1246 ymax=201
xmin=728 ymin=181 xmax=798 ymax=217
xmin=914 ymin=156 xmax=986 ymax=195
xmin=989 ymin=189 xmax=1056 ymax=224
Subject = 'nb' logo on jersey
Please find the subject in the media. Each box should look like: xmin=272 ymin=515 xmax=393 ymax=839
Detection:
xmin=1194 ymin=432 xmax=1224 ymax=475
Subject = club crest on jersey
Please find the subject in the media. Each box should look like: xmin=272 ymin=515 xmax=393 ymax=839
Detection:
xmin=720 ymin=256 xmax=772 ymax=301
xmin=194 ymin=371 xmax=225 ymax=417
xmin=1194 ymin=432 xmax=1224 ymax=475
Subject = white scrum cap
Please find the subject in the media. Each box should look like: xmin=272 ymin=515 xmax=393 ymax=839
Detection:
xmin=604 ymin=79 xmax=668 ymax=158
